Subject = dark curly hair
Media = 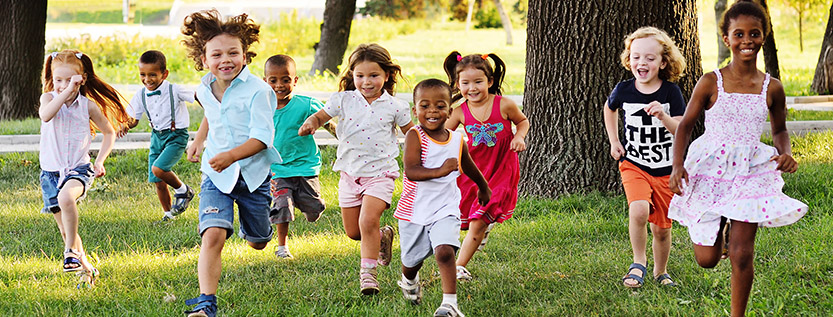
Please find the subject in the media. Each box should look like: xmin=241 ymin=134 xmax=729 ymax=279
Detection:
xmin=181 ymin=9 xmax=260 ymax=71
xmin=719 ymin=0 xmax=770 ymax=38
xmin=339 ymin=43 xmax=402 ymax=96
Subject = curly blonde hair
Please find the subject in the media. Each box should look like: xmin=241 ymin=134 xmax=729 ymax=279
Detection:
xmin=620 ymin=26 xmax=686 ymax=82
xmin=181 ymin=9 xmax=260 ymax=71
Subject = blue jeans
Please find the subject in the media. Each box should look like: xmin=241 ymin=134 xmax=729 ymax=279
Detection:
xmin=198 ymin=174 xmax=273 ymax=243
xmin=40 ymin=164 xmax=94 ymax=214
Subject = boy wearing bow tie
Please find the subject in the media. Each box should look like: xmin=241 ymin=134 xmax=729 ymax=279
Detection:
xmin=122 ymin=50 xmax=197 ymax=221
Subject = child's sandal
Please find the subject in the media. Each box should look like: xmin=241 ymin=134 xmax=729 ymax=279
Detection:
xmin=63 ymin=249 xmax=83 ymax=272
xmin=622 ymin=263 xmax=646 ymax=288
xmin=655 ymin=273 xmax=678 ymax=287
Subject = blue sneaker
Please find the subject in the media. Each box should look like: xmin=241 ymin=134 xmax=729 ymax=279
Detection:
xmin=184 ymin=294 xmax=217 ymax=317
xmin=171 ymin=185 xmax=195 ymax=216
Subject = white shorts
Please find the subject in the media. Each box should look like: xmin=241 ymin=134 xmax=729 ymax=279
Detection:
xmin=398 ymin=215 xmax=461 ymax=268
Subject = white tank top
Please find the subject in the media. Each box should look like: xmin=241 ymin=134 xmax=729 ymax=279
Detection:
xmin=39 ymin=91 xmax=92 ymax=179
xmin=394 ymin=126 xmax=464 ymax=225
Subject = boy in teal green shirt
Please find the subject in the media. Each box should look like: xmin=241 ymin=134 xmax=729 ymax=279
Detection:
xmin=264 ymin=54 xmax=336 ymax=258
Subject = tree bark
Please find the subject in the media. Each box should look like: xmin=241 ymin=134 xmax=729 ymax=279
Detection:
xmin=521 ymin=0 xmax=702 ymax=197
xmin=715 ymin=0 xmax=730 ymax=66
xmin=812 ymin=2 xmax=833 ymax=94
xmin=757 ymin=0 xmax=780 ymax=79
xmin=0 ymin=0 xmax=47 ymax=121
xmin=465 ymin=0 xmax=476 ymax=31
xmin=309 ymin=0 xmax=357 ymax=76
xmin=493 ymin=0 xmax=513 ymax=45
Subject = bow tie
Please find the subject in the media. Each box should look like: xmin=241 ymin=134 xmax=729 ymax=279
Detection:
xmin=146 ymin=90 xmax=162 ymax=96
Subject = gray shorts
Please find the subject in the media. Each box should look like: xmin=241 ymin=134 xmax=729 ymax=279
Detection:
xmin=398 ymin=215 xmax=461 ymax=268
xmin=269 ymin=176 xmax=326 ymax=224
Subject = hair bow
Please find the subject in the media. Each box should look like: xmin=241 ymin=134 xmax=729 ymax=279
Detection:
xmin=50 ymin=52 xmax=84 ymax=59
xmin=456 ymin=55 xmax=463 ymax=62
xmin=481 ymin=54 xmax=489 ymax=60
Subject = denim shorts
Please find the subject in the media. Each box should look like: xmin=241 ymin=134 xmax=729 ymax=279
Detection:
xmin=148 ymin=129 xmax=189 ymax=183
xmin=40 ymin=164 xmax=94 ymax=214
xmin=198 ymin=174 xmax=273 ymax=243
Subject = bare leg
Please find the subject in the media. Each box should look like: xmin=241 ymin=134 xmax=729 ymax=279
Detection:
xmin=276 ymin=222 xmax=289 ymax=246
xmin=402 ymin=262 xmax=422 ymax=280
xmin=56 ymin=180 xmax=84 ymax=253
xmin=342 ymin=206 xmax=362 ymax=241
xmin=456 ymin=218 xmax=488 ymax=267
xmin=729 ymin=221 xmax=757 ymax=317
xmin=153 ymin=181 xmax=172 ymax=211
xmin=152 ymin=166 xmax=184 ymax=189
xmin=436 ymin=245 xmax=457 ymax=294
xmin=651 ymin=224 xmax=672 ymax=279
xmin=198 ymin=227 xmax=226 ymax=295
xmin=624 ymin=200 xmax=650 ymax=286
xmin=358 ymin=196 xmax=387 ymax=260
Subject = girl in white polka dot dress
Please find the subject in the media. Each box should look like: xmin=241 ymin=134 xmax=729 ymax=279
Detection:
xmin=668 ymin=2 xmax=807 ymax=315
xmin=300 ymin=43 xmax=414 ymax=295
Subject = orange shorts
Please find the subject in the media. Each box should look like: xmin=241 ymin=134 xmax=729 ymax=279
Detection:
xmin=618 ymin=160 xmax=673 ymax=229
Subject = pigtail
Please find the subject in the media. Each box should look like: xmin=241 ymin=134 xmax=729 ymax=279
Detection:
xmin=486 ymin=53 xmax=505 ymax=96
xmin=77 ymin=53 xmax=131 ymax=135
xmin=42 ymin=55 xmax=55 ymax=93
xmin=443 ymin=51 xmax=463 ymax=103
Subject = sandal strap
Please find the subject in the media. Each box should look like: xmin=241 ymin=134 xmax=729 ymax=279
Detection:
xmin=655 ymin=273 xmax=678 ymax=286
xmin=622 ymin=263 xmax=647 ymax=284
xmin=185 ymin=294 xmax=216 ymax=306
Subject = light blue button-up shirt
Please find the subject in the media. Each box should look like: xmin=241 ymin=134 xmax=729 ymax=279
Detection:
xmin=197 ymin=65 xmax=281 ymax=193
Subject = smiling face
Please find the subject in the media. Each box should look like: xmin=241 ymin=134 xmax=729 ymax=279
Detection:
xmin=139 ymin=62 xmax=169 ymax=91
xmin=413 ymin=86 xmax=451 ymax=133
xmin=457 ymin=66 xmax=492 ymax=104
xmin=352 ymin=61 xmax=388 ymax=103
xmin=264 ymin=62 xmax=297 ymax=106
xmin=201 ymin=33 xmax=246 ymax=83
xmin=628 ymin=37 xmax=666 ymax=86
xmin=51 ymin=64 xmax=84 ymax=99
xmin=723 ymin=14 xmax=764 ymax=63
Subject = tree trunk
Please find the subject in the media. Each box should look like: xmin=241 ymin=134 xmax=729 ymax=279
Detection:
xmin=465 ymin=0 xmax=476 ymax=31
xmin=309 ymin=0 xmax=356 ymax=76
xmin=493 ymin=0 xmax=513 ymax=45
xmin=521 ymin=0 xmax=702 ymax=197
xmin=715 ymin=0 xmax=730 ymax=66
xmin=757 ymin=0 xmax=780 ymax=79
xmin=0 ymin=0 xmax=47 ymax=121
xmin=812 ymin=2 xmax=833 ymax=94
xmin=798 ymin=11 xmax=804 ymax=52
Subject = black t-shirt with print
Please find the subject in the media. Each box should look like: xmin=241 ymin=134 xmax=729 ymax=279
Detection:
xmin=607 ymin=79 xmax=686 ymax=176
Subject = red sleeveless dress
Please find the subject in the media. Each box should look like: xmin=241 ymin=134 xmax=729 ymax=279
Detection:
xmin=457 ymin=95 xmax=519 ymax=230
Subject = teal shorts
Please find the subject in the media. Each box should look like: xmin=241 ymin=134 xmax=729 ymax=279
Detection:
xmin=148 ymin=129 xmax=189 ymax=183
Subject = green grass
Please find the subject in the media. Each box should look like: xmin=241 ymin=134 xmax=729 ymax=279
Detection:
xmin=1 ymin=132 xmax=831 ymax=315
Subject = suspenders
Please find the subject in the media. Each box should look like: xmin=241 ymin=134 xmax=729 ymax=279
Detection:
xmin=141 ymin=84 xmax=177 ymax=130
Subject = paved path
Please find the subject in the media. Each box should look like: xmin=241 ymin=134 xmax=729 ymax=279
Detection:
xmin=2 ymin=93 xmax=830 ymax=154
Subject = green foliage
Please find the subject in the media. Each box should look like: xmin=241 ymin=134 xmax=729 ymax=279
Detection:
xmin=360 ymin=0 xmax=426 ymax=19
xmin=474 ymin=1 xmax=502 ymax=29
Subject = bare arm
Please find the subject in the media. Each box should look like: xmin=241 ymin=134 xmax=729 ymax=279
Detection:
xmin=502 ymin=98 xmax=529 ymax=152
xmin=767 ymin=79 xmax=797 ymax=173
xmin=445 ymin=105 xmax=464 ymax=131
xmin=299 ymin=109 xmax=333 ymax=136
xmin=602 ymin=101 xmax=626 ymax=160
xmin=187 ymin=116 xmax=209 ymax=162
xmin=669 ymin=73 xmax=716 ymax=195
xmin=460 ymin=142 xmax=491 ymax=206
xmin=39 ymin=75 xmax=84 ymax=122
xmin=88 ymin=104 xmax=115 ymax=177
xmin=399 ymin=121 xmax=415 ymax=135
xmin=402 ymin=129 xmax=458 ymax=181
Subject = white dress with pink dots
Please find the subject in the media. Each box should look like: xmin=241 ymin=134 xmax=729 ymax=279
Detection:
xmin=668 ymin=69 xmax=807 ymax=246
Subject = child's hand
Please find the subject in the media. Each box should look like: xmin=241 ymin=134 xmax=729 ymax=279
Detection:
xmin=69 ymin=75 xmax=84 ymax=92
xmin=439 ymin=158 xmax=459 ymax=176
xmin=770 ymin=154 xmax=798 ymax=173
xmin=643 ymin=101 xmax=666 ymax=120
xmin=477 ymin=186 xmax=492 ymax=207
xmin=116 ymin=124 xmax=130 ymax=138
xmin=208 ymin=151 xmax=234 ymax=172
xmin=510 ymin=136 xmax=526 ymax=152
xmin=92 ymin=161 xmax=106 ymax=178
xmin=186 ymin=141 xmax=204 ymax=163
xmin=298 ymin=121 xmax=316 ymax=136
xmin=610 ymin=143 xmax=625 ymax=160
xmin=668 ymin=166 xmax=689 ymax=195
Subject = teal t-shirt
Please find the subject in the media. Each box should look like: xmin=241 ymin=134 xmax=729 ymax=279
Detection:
xmin=271 ymin=95 xmax=324 ymax=178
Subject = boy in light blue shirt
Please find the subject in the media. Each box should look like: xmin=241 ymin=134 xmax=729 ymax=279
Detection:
xmin=263 ymin=54 xmax=336 ymax=259
xmin=181 ymin=9 xmax=280 ymax=317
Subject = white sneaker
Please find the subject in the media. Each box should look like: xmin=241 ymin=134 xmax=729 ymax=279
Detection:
xmin=275 ymin=247 xmax=293 ymax=259
xmin=397 ymin=278 xmax=422 ymax=305
xmin=456 ymin=266 xmax=472 ymax=281
xmin=434 ymin=303 xmax=465 ymax=317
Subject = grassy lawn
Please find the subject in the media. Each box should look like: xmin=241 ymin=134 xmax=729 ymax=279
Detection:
xmin=1 ymin=132 xmax=831 ymax=315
